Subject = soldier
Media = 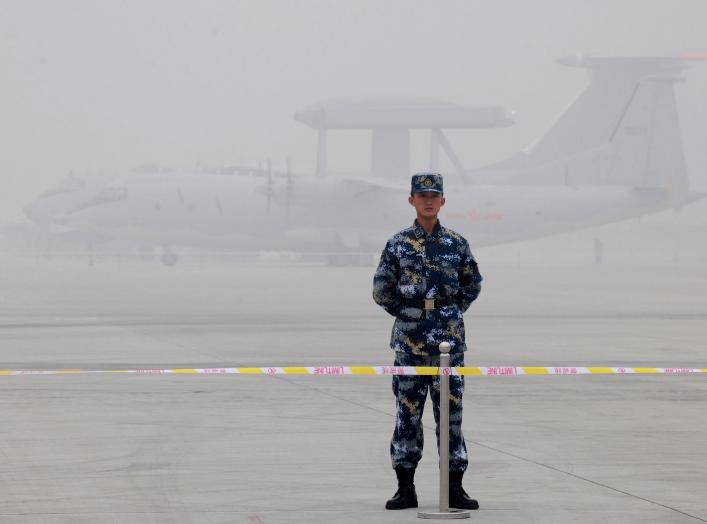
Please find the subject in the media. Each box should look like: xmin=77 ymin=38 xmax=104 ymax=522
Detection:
xmin=372 ymin=172 xmax=482 ymax=511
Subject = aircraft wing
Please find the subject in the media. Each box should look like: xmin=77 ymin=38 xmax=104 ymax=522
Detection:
xmin=339 ymin=177 xmax=408 ymax=195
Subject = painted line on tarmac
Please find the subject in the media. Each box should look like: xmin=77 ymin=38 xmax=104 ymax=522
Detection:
xmin=0 ymin=366 xmax=705 ymax=377
xmin=272 ymin=373 xmax=707 ymax=523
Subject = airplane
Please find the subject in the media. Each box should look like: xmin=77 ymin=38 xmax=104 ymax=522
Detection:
xmin=22 ymin=55 xmax=706 ymax=266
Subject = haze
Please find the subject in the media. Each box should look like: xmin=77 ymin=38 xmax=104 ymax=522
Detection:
xmin=2 ymin=3 xmax=707 ymax=522
xmin=2 ymin=0 xmax=707 ymax=223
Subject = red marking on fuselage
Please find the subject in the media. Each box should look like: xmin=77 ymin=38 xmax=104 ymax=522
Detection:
xmin=448 ymin=209 xmax=504 ymax=223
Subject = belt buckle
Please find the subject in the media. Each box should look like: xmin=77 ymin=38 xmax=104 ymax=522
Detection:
xmin=424 ymin=298 xmax=435 ymax=311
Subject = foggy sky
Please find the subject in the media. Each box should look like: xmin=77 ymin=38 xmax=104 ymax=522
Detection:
xmin=2 ymin=0 xmax=707 ymax=223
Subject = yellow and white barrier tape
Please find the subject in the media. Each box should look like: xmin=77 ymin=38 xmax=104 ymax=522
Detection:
xmin=0 ymin=366 xmax=705 ymax=376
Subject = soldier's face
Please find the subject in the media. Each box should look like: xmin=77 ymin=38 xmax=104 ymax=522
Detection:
xmin=408 ymin=191 xmax=445 ymax=219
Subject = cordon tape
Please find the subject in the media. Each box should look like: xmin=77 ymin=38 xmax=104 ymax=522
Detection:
xmin=0 ymin=366 xmax=705 ymax=376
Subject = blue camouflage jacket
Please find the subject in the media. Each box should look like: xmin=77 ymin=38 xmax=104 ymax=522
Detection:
xmin=372 ymin=220 xmax=482 ymax=356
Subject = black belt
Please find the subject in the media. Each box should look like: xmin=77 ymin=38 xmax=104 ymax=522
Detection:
xmin=404 ymin=297 xmax=455 ymax=310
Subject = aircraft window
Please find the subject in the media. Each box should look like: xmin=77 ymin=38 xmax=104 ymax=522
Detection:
xmin=94 ymin=187 xmax=127 ymax=202
xmin=70 ymin=187 xmax=128 ymax=212
xmin=38 ymin=177 xmax=87 ymax=198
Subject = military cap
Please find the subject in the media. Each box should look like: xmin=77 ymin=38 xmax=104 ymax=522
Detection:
xmin=411 ymin=172 xmax=443 ymax=194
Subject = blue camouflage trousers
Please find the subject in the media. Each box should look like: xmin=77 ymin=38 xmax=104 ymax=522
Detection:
xmin=390 ymin=351 xmax=468 ymax=472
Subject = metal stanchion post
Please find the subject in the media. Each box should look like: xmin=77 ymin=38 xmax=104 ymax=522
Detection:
xmin=418 ymin=342 xmax=471 ymax=519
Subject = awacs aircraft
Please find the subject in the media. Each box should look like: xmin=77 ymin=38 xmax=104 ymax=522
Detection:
xmin=24 ymin=55 xmax=705 ymax=266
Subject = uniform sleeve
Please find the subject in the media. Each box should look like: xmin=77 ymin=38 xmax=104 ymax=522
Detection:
xmin=457 ymin=241 xmax=482 ymax=313
xmin=372 ymin=240 xmax=403 ymax=318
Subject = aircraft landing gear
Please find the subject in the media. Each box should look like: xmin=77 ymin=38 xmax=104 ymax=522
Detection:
xmin=161 ymin=246 xmax=178 ymax=267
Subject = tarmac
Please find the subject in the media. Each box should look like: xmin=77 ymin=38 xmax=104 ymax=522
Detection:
xmin=0 ymin=231 xmax=706 ymax=523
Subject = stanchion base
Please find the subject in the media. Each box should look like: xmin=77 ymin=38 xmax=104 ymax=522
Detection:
xmin=418 ymin=508 xmax=471 ymax=519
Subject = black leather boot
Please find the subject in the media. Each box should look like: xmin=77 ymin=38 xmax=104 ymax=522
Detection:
xmin=385 ymin=466 xmax=418 ymax=510
xmin=449 ymin=470 xmax=479 ymax=510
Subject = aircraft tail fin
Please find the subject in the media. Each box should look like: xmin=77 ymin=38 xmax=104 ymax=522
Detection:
xmin=479 ymin=55 xmax=704 ymax=203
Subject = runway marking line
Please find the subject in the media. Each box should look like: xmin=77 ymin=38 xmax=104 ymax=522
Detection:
xmin=0 ymin=367 xmax=705 ymax=377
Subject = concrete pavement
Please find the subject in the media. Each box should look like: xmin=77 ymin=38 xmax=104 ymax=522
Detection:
xmin=0 ymin=252 xmax=705 ymax=523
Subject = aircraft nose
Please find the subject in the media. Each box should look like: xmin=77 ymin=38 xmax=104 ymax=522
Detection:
xmin=23 ymin=199 xmax=51 ymax=228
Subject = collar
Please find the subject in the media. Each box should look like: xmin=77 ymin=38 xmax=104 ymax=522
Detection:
xmin=413 ymin=219 xmax=442 ymax=239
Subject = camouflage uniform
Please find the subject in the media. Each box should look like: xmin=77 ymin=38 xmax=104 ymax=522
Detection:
xmin=373 ymin=189 xmax=482 ymax=472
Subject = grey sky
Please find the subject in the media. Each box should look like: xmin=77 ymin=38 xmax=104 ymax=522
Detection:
xmin=2 ymin=0 xmax=706 ymax=222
